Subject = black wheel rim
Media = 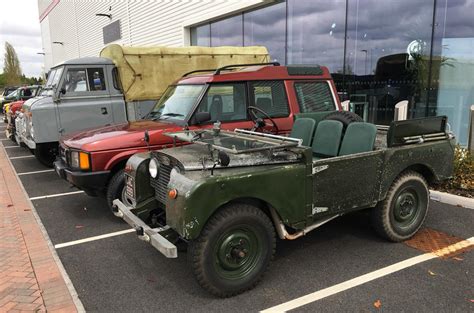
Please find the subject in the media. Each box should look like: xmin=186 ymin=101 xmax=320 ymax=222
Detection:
xmin=392 ymin=187 xmax=420 ymax=228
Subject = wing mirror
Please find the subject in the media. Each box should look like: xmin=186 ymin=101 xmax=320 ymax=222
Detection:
xmin=211 ymin=150 xmax=230 ymax=175
xmin=194 ymin=112 xmax=211 ymax=124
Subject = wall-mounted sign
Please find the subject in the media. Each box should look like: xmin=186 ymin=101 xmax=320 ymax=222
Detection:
xmin=103 ymin=20 xmax=121 ymax=44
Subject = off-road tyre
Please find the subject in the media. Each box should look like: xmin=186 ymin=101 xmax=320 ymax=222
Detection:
xmin=34 ymin=142 xmax=58 ymax=167
xmin=371 ymin=171 xmax=429 ymax=242
xmin=188 ymin=203 xmax=275 ymax=297
xmin=106 ymin=169 xmax=133 ymax=210
xmin=324 ymin=111 xmax=363 ymax=131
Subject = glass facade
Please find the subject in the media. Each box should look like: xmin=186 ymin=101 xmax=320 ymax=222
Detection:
xmin=190 ymin=0 xmax=474 ymax=145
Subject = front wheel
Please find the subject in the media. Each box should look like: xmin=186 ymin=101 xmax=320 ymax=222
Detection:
xmin=106 ymin=169 xmax=133 ymax=211
xmin=34 ymin=142 xmax=58 ymax=167
xmin=371 ymin=171 xmax=429 ymax=242
xmin=188 ymin=204 xmax=275 ymax=297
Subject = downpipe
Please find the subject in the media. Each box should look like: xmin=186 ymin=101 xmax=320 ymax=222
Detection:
xmin=269 ymin=207 xmax=340 ymax=240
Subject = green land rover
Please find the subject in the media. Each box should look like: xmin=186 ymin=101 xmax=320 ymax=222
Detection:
xmin=113 ymin=115 xmax=454 ymax=297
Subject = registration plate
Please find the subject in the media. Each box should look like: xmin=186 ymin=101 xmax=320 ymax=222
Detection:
xmin=125 ymin=175 xmax=135 ymax=200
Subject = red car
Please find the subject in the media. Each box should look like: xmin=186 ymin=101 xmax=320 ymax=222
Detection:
xmin=55 ymin=63 xmax=342 ymax=209
xmin=5 ymin=100 xmax=25 ymax=142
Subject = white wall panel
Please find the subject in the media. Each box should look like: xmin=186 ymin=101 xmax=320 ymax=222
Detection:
xmin=39 ymin=0 xmax=271 ymax=70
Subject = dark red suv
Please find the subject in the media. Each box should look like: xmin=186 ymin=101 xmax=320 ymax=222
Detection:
xmin=54 ymin=63 xmax=341 ymax=208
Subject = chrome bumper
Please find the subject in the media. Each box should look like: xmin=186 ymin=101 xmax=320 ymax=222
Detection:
xmin=112 ymin=199 xmax=177 ymax=258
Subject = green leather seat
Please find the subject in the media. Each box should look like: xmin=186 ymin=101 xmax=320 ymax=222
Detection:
xmin=338 ymin=122 xmax=377 ymax=156
xmin=312 ymin=120 xmax=343 ymax=159
xmin=289 ymin=118 xmax=316 ymax=146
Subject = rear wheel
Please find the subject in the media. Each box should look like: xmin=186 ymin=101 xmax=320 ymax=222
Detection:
xmin=106 ymin=169 xmax=133 ymax=210
xmin=371 ymin=171 xmax=429 ymax=242
xmin=34 ymin=142 xmax=58 ymax=167
xmin=188 ymin=203 xmax=275 ymax=297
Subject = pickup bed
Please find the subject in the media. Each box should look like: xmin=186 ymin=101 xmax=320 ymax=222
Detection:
xmin=113 ymin=115 xmax=455 ymax=297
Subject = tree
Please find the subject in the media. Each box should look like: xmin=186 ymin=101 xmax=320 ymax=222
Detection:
xmin=3 ymin=42 xmax=22 ymax=86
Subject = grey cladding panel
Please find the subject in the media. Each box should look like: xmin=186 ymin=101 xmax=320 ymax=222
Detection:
xmin=103 ymin=20 xmax=121 ymax=44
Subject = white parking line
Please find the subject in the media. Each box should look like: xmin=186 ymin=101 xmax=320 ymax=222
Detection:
xmin=3 ymin=145 xmax=21 ymax=149
xmin=29 ymin=190 xmax=84 ymax=200
xmin=261 ymin=237 xmax=474 ymax=312
xmin=54 ymin=229 xmax=135 ymax=249
xmin=9 ymin=155 xmax=35 ymax=159
xmin=18 ymin=169 xmax=55 ymax=176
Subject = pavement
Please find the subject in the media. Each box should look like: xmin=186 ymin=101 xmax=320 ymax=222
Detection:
xmin=0 ymin=119 xmax=473 ymax=312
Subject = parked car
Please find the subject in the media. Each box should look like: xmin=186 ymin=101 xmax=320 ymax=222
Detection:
xmin=5 ymin=99 xmax=26 ymax=142
xmin=0 ymin=86 xmax=19 ymax=101
xmin=2 ymin=85 xmax=41 ymax=122
xmin=54 ymin=64 xmax=343 ymax=210
xmin=113 ymin=115 xmax=454 ymax=297
xmin=18 ymin=44 xmax=269 ymax=166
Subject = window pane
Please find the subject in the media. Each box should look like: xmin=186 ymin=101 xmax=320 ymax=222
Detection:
xmin=345 ymin=0 xmax=434 ymax=125
xmin=244 ymin=2 xmax=286 ymax=64
xmin=287 ymin=0 xmax=346 ymax=74
xmin=210 ymin=15 xmax=243 ymax=46
xmin=191 ymin=24 xmax=210 ymax=46
xmin=87 ymin=68 xmax=106 ymax=91
xmin=197 ymin=83 xmax=247 ymax=122
xmin=430 ymin=0 xmax=474 ymax=146
xmin=250 ymin=81 xmax=289 ymax=117
xmin=295 ymin=82 xmax=335 ymax=112
xmin=63 ymin=69 xmax=88 ymax=93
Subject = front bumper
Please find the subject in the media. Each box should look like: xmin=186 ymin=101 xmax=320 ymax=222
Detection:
xmin=112 ymin=199 xmax=177 ymax=258
xmin=54 ymin=158 xmax=110 ymax=196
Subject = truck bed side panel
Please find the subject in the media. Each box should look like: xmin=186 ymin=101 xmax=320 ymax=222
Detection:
xmin=378 ymin=139 xmax=455 ymax=200
xmin=312 ymin=151 xmax=384 ymax=216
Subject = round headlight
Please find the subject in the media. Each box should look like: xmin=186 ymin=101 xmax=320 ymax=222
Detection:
xmin=149 ymin=158 xmax=159 ymax=178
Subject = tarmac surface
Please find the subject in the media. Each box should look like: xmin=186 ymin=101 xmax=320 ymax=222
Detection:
xmin=0 ymin=123 xmax=473 ymax=312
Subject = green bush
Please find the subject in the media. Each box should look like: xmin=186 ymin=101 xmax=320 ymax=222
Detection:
xmin=440 ymin=145 xmax=473 ymax=195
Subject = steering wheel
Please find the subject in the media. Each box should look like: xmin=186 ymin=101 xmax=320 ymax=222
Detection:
xmin=247 ymin=106 xmax=279 ymax=134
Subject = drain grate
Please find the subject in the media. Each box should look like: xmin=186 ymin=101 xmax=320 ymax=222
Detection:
xmin=404 ymin=228 xmax=474 ymax=258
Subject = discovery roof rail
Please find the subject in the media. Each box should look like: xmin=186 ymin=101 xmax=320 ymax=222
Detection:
xmin=214 ymin=62 xmax=280 ymax=75
xmin=182 ymin=69 xmax=216 ymax=77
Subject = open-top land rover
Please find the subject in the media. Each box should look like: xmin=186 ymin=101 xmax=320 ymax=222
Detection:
xmin=113 ymin=115 xmax=455 ymax=297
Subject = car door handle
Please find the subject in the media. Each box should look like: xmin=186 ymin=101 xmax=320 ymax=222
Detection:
xmin=101 ymin=107 xmax=108 ymax=115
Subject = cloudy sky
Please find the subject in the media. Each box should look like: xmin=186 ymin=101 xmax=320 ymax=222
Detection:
xmin=0 ymin=0 xmax=43 ymax=77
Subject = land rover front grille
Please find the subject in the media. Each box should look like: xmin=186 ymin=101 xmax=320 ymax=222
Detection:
xmin=150 ymin=163 xmax=173 ymax=205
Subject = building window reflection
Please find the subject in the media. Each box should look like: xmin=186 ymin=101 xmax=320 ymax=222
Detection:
xmin=210 ymin=14 xmax=243 ymax=46
xmin=244 ymin=2 xmax=286 ymax=64
xmin=189 ymin=0 xmax=474 ymax=145
xmin=431 ymin=0 xmax=474 ymax=146
xmin=345 ymin=0 xmax=434 ymax=125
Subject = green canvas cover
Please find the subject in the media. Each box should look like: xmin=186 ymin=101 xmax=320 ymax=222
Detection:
xmin=100 ymin=44 xmax=269 ymax=101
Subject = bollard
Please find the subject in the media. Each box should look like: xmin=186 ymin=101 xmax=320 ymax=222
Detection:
xmin=341 ymin=100 xmax=350 ymax=111
xmin=394 ymin=100 xmax=408 ymax=121
xmin=469 ymin=105 xmax=474 ymax=153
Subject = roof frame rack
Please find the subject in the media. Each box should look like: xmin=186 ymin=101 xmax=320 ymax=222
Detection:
xmin=182 ymin=69 xmax=217 ymax=77
xmin=214 ymin=62 xmax=280 ymax=75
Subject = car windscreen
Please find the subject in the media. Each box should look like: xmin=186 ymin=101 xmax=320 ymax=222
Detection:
xmin=148 ymin=84 xmax=205 ymax=121
xmin=6 ymin=89 xmax=19 ymax=98
xmin=45 ymin=67 xmax=64 ymax=89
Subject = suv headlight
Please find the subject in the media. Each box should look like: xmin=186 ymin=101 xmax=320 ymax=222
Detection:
xmin=70 ymin=151 xmax=90 ymax=170
xmin=149 ymin=158 xmax=159 ymax=178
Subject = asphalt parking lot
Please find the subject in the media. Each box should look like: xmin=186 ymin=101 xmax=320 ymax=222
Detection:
xmin=1 ymin=122 xmax=473 ymax=312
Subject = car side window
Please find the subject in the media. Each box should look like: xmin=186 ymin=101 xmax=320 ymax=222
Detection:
xmin=62 ymin=68 xmax=106 ymax=94
xmin=249 ymin=81 xmax=289 ymax=118
xmin=87 ymin=68 xmax=106 ymax=91
xmin=63 ymin=68 xmax=88 ymax=92
xmin=294 ymin=82 xmax=335 ymax=112
xmin=196 ymin=83 xmax=246 ymax=123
